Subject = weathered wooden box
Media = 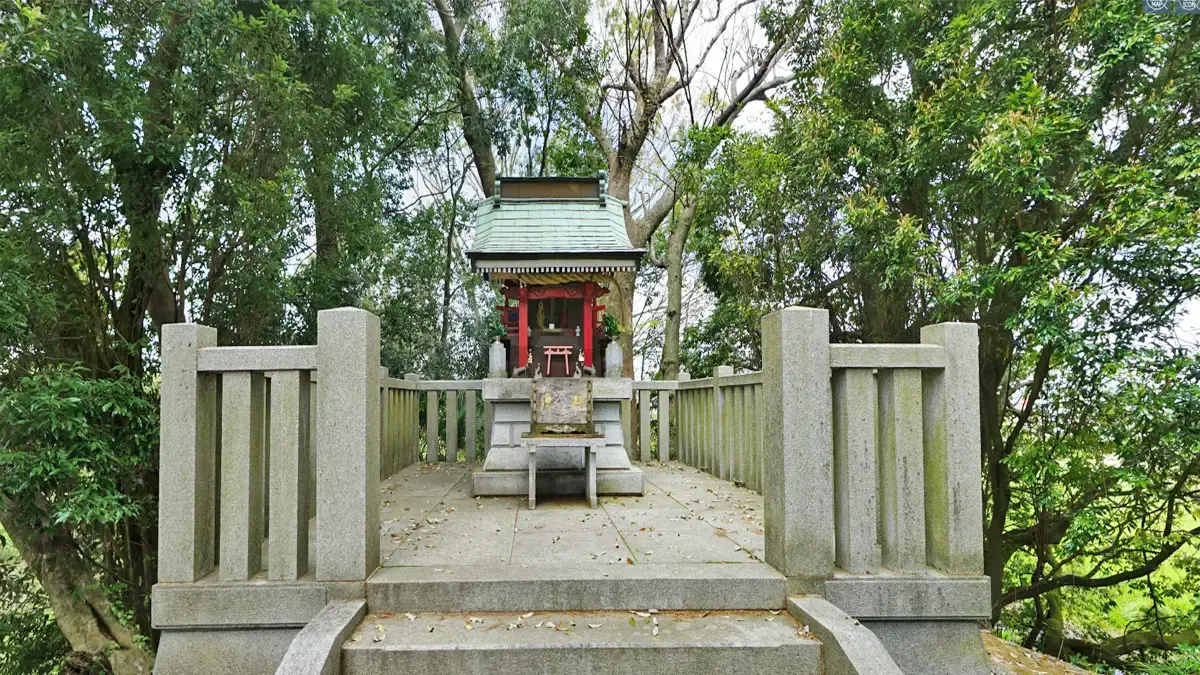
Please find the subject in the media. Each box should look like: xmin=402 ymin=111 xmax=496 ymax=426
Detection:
xmin=530 ymin=378 xmax=593 ymax=435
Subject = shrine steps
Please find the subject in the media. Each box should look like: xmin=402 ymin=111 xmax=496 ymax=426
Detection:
xmin=366 ymin=563 xmax=785 ymax=613
xmin=341 ymin=608 xmax=823 ymax=675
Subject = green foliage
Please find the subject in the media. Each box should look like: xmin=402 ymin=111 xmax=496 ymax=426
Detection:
xmin=0 ymin=367 xmax=157 ymax=528
xmin=1135 ymin=647 xmax=1200 ymax=675
xmin=603 ymin=313 xmax=623 ymax=340
xmin=688 ymin=0 xmax=1200 ymax=666
xmin=0 ymin=0 xmax=455 ymax=664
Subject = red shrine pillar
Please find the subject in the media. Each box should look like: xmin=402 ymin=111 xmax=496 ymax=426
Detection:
xmin=517 ymin=286 xmax=529 ymax=369
xmin=583 ymin=283 xmax=594 ymax=367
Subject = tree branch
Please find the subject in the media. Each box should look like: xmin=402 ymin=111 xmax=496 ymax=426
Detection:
xmin=432 ymin=0 xmax=496 ymax=196
xmin=996 ymin=525 xmax=1200 ymax=608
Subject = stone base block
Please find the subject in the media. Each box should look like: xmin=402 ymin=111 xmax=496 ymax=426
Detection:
xmin=155 ymin=627 xmax=298 ymax=675
xmin=863 ymin=620 xmax=989 ymax=675
xmin=824 ymin=574 xmax=991 ymax=620
xmin=472 ymin=467 xmax=643 ymax=496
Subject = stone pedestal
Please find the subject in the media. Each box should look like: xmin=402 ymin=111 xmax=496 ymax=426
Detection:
xmin=472 ymin=378 xmax=644 ymax=497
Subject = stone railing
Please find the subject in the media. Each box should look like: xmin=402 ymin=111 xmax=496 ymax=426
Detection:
xmin=648 ymin=309 xmax=984 ymax=592
xmin=628 ymin=372 xmax=766 ymax=490
xmin=758 ymin=308 xmax=985 ymax=610
xmin=379 ymin=378 xmax=486 ymax=472
xmin=675 ymin=370 xmax=765 ymax=491
xmin=159 ymin=307 xmax=382 ymax=591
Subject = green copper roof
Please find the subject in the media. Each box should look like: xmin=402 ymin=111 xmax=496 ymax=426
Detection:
xmin=467 ymin=176 xmax=645 ymax=277
xmin=469 ymin=198 xmax=640 ymax=256
xmin=468 ymin=196 xmax=648 ymax=254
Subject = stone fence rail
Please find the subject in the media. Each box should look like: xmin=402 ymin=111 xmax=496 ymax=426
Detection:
xmin=157 ymin=305 xmax=986 ymax=608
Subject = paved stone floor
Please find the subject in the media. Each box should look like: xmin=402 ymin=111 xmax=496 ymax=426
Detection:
xmin=378 ymin=462 xmax=765 ymax=568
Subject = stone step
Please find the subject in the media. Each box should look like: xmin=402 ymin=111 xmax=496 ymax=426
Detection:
xmin=342 ymin=609 xmax=823 ymax=675
xmin=366 ymin=563 xmax=785 ymax=613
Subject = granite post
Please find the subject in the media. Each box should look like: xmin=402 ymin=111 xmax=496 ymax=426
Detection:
xmin=761 ymin=307 xmax=835 ymax=581
xmin=920 ymin=322 xmax=984 ymax=575
xmin=713 ymin=365 xmax=733 ymax=479
xmin=315 ymin=307 xmax=381 ymax=582
xmin=220 ymin=371 xmax=266 ymax=581
xmin=405 ymin=373 xmax=420 ymax=466
xmin=658 ymin=389 xmax=671 ymax=462
xmin=877 ymin=369 xmax=926 ymax=572
xmin=159 ymin=323 xmax=219 ymax=583
xmin=831 ymin=368 xmax=881 ymax=574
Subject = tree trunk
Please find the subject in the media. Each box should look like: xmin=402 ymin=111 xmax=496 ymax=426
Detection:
xmin=659 ymin=203 xmax=694 ymax=379
xmin=608 ymin=270 xmax=636 ymax=377
xmin=1041 ymin=592 xmax=1067 ymax=660
xmin=0 ymin=504 xmax=153 ymax=675
xmin=441 ymin=210 xmax=456 ymax=344
xmin=980 ymin=323 xmax=1015 ymax=619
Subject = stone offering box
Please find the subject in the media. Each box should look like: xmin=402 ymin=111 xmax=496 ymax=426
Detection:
xmin=472 ymin=377 xmax=644 ymax=497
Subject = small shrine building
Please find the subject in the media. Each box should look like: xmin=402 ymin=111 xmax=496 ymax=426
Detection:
xmin=468 ymin=175 xmax=643 ymax=377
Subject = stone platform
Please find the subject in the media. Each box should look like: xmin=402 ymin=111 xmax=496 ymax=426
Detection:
xmin=379 ymin=462 xmax=765 ymax=570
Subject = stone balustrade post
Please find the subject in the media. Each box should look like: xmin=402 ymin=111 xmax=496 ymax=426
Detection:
xmin=379 ymin=366 xmax=390 ymax=480
xmin=315 ymin=308 xmax=381 ymax=582
xmin=762 ymin=308 xmax=835 ymax=583
xmin=405 ymin=373 xmax=420 ymax=467
xmin=713 ymin=365 xmax=733 ymax=479
xmin=920 ymin=322 xmax=984 ymax=575
xmin=159 ymin=323 xmax=219 ymax=583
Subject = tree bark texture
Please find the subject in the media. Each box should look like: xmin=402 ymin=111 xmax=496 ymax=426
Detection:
xmin=1 ymin=503 xmax=153 ymax=675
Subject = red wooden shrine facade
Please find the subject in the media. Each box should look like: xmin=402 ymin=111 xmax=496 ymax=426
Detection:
xmin=495 ymin=281 xmax=607 ymax=374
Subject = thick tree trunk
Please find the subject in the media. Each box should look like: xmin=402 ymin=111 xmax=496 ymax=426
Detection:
xmin=432 ymin=0 xmax=496 ymax=197
xmin=0 ymin=504 xmax=153 ymax=675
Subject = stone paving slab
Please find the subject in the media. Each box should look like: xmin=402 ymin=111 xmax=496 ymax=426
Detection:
xmin=377 ymin=462 xmax=766 ymax=570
